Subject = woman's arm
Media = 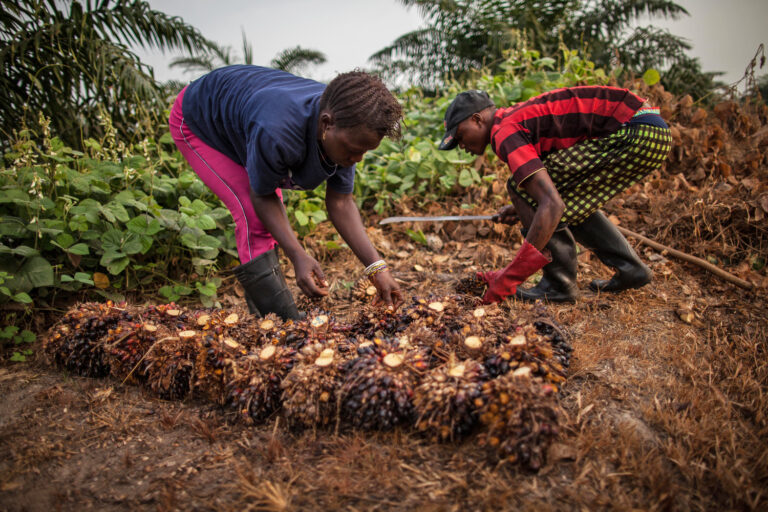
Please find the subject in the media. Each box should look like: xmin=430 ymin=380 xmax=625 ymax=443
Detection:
xmin=325 ymin=187 xmax=403 ymax=307
xmin=249 ymin=190 xmax=328 ymax=297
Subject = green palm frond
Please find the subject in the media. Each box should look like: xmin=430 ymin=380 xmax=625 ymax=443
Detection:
xmin=241 ymin=28 xmax=254 ymax=65
xmin=170 ymin=55 xmax=218 ymax=73
xmin=0 ymin=0 xmax=214 ymax=147
xmin=270 ymin=46 xmax=326 ymax=75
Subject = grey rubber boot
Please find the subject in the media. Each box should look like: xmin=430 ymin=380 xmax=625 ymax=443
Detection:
xmin=570 ymin=211 xmax=652 ymax=292
xmin=515 ymin=224 xmax=579 ymax=303
xmin=233 ymin=248 xmax=301 ymax=320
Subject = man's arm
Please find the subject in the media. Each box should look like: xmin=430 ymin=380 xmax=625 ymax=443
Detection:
xmin=511 ymin=170 xmax=565 ymax=249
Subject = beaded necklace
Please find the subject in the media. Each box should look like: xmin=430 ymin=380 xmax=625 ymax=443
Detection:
xmin=317 ymin=140 xmax=339 ymax=172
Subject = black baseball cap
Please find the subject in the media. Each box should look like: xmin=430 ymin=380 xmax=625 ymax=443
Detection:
xmin=438 ymin=90 xmax=495 ymax=150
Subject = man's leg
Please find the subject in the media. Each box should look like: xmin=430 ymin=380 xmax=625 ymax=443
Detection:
xmin=508 ymin=179 xmax=579 ymax=302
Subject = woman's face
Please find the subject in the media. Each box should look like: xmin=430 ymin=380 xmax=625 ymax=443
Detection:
xmin=320 ymin=114 xmax=383 ymax=167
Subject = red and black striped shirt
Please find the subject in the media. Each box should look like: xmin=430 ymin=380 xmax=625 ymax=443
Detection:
xmin=490 ymin=86 xmax=645 ymax=186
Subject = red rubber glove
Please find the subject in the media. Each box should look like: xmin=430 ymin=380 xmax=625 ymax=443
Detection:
xmin=477 ymin=240 xmax=551 ymax=304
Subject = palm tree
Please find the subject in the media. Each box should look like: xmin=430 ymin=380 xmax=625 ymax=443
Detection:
xmin=370 ymin=0 xmax=692 ymax=89
xmin=170 ymin=30 xmax=326 ymax=77
xmin=0 ymin=0 xmax=213 ymax=147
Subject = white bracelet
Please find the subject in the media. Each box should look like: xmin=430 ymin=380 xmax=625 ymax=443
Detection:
xmin=364 ymin=259 xmax=388 ymax=277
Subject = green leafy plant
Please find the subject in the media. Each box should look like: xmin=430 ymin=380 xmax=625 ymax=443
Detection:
xmin=1 ymin=325 xmax=36 ymax=362
xmin=0 ymin=116 xmax=234 ymax=306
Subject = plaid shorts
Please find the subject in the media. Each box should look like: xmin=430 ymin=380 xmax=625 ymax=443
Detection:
xmin=508 ymin=124 xmax=672 ymax=225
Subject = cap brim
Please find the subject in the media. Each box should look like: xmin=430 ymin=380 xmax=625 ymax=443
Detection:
xmin=438 ymin=126 xmax=459 ymax=150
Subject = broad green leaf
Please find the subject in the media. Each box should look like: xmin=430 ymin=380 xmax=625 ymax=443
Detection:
xmin=195 ymin=281 xmax=217 ymax=296
xmin=294 ymin=210 xmax=309 ymax=226
xmin=19 ymin=330 xmax=36 ymax=343
xmin=10 ymin=352 xmax=26 ymax=362
xmin=458 ymin=169 xmax=474 ymax=187
xmin=20 ymin=256 xmax=54 ymax=288
xmin=642 ymin=69 xmax=661 ymax=86
xmin=0 ymin=218 xmax=28 ymax=238
xmin=0 ymin=189 xmax=30 ymax=204
xmin=122 ymin=234 xmax=144 ymax=255
xmin=55 ymin=233 xmax=75 ymax=249
xmin=74 ymin=272 xmax=94 ymax=284
xmin=106 ymin=257 xmax=130 ymax=275
xmin=195 ymin=214 xmax=216 ymax=230
xmin=0 ymin=326 xmax=18 ymax=338
xmin=102 ymin=201 xmax=130 ymax=223
xmin=100 ymin=250 xmax=127 ymax=266
xmin=174 ymin=284 xmax=193 ymax=295
xmin=12 ymin=292 xmax=33 ymax=304
xmin=159 ymin=285 xmax=179 ymax=301
xmin=67 ymin=243 xmax=90 ymax=255
xmin=127 ymin=214 xmax=164 ymax=236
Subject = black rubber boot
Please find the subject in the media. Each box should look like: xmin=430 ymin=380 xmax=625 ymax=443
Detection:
xmin=570 ymin=211 xmax=652 ymax=292
xmin=233 ymin=248 xmax=301 ymax=320
xmin=515 ymin=225 xmax=579 ymax=303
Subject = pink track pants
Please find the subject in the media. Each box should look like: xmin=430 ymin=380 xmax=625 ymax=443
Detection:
xmin=169 ymin=86 xmax=280 ymax=264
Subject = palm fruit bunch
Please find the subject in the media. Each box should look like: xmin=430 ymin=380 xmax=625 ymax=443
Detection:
xmin=481 ymin=325 xmax=567 ymax=390
xmin=194 ymin=331 xmax=253 ymax=405
xmin=349 ymin=277 xmax=378 ymax=303
xmin=349 ymin=302 xmax=403 ymax=339
xmin=141 ymin=330 xmax=198 ymax=400
xmin=226 ymin=344 xmax=297 ymax=424
xmin=43 ymin=301 xmax=124 ymax=378
xmin=455 ymin=274 xmax=487 ymax=297
xmin=397 ymin=324 xmax=446 ymax=366
xmin=103 ymin=307 xmax=169 ymax=384
xmin=533 ymin=319 xmax=572 ymax=371
xmin=455 ymin=304 xmax=514 ymax=344
xmin=250 ymin=314 xmax=292 ymax=346
xmin=413 ymin=359 xmax=488 ymax=442
xmin=295 ymin=293 xmax=327 ymax=313
xmin=503 ymin=301 xmax=573 ymax=372
xmin=475 ymin=370 xmax=562 ymax=471
xmin=398 ymin=295 xmax=467 ymax=339
xmin=281 ymin=343 xmax=349 ymax=429
xmin=340 ymin=340 xmax=428 ymax=431
xmin=143 ymin=302 xmax=194 ymax=330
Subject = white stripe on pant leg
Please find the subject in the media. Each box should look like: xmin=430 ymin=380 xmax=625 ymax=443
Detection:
xmin=180 ymin=120 xmax=253 ymax=262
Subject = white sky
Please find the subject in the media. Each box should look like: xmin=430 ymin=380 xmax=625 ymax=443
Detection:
xmin=137 ymin=0 xmax=768 ymax=86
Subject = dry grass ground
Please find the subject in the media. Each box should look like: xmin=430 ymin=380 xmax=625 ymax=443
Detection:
xmin=1 ymin=222 xmax=766 ymax=511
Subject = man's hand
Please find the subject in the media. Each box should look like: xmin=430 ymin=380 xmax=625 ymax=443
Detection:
xmin=477 ymin=240 xmax=550 ymax=303
xmin=370 ymin=271 xmax=404 ymax=310
xmin=491 ymin=204 xmax=519 ymax=225
xmin=292 ymin=252 xmax=329 ymax=297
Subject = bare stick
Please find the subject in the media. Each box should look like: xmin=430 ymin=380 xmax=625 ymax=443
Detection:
xmin=617 ymin=226 xmax=754 ymax=290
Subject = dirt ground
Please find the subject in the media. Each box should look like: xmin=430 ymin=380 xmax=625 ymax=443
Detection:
xmin=1 ymin=220 xmax=766 ymax=511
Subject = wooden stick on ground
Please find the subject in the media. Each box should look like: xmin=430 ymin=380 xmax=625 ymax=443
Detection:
xmin=617 ymin=226 xmax=754 ymax=290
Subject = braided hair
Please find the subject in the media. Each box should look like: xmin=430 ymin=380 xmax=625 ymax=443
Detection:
xmin=319 ymin=71 xmax=402 ymax=139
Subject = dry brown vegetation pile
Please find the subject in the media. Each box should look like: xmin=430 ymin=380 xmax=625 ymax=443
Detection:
xmin=610 ymin=82 xmax=768 ymax=288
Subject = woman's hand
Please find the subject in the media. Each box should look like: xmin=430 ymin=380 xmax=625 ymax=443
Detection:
xmin=491 ymin=204 xmax=519 ymax=225
xmin=371 ymin=271 xmax=403 ymax=310
xmin=291 ymin=251 xmax=329 ymax=297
